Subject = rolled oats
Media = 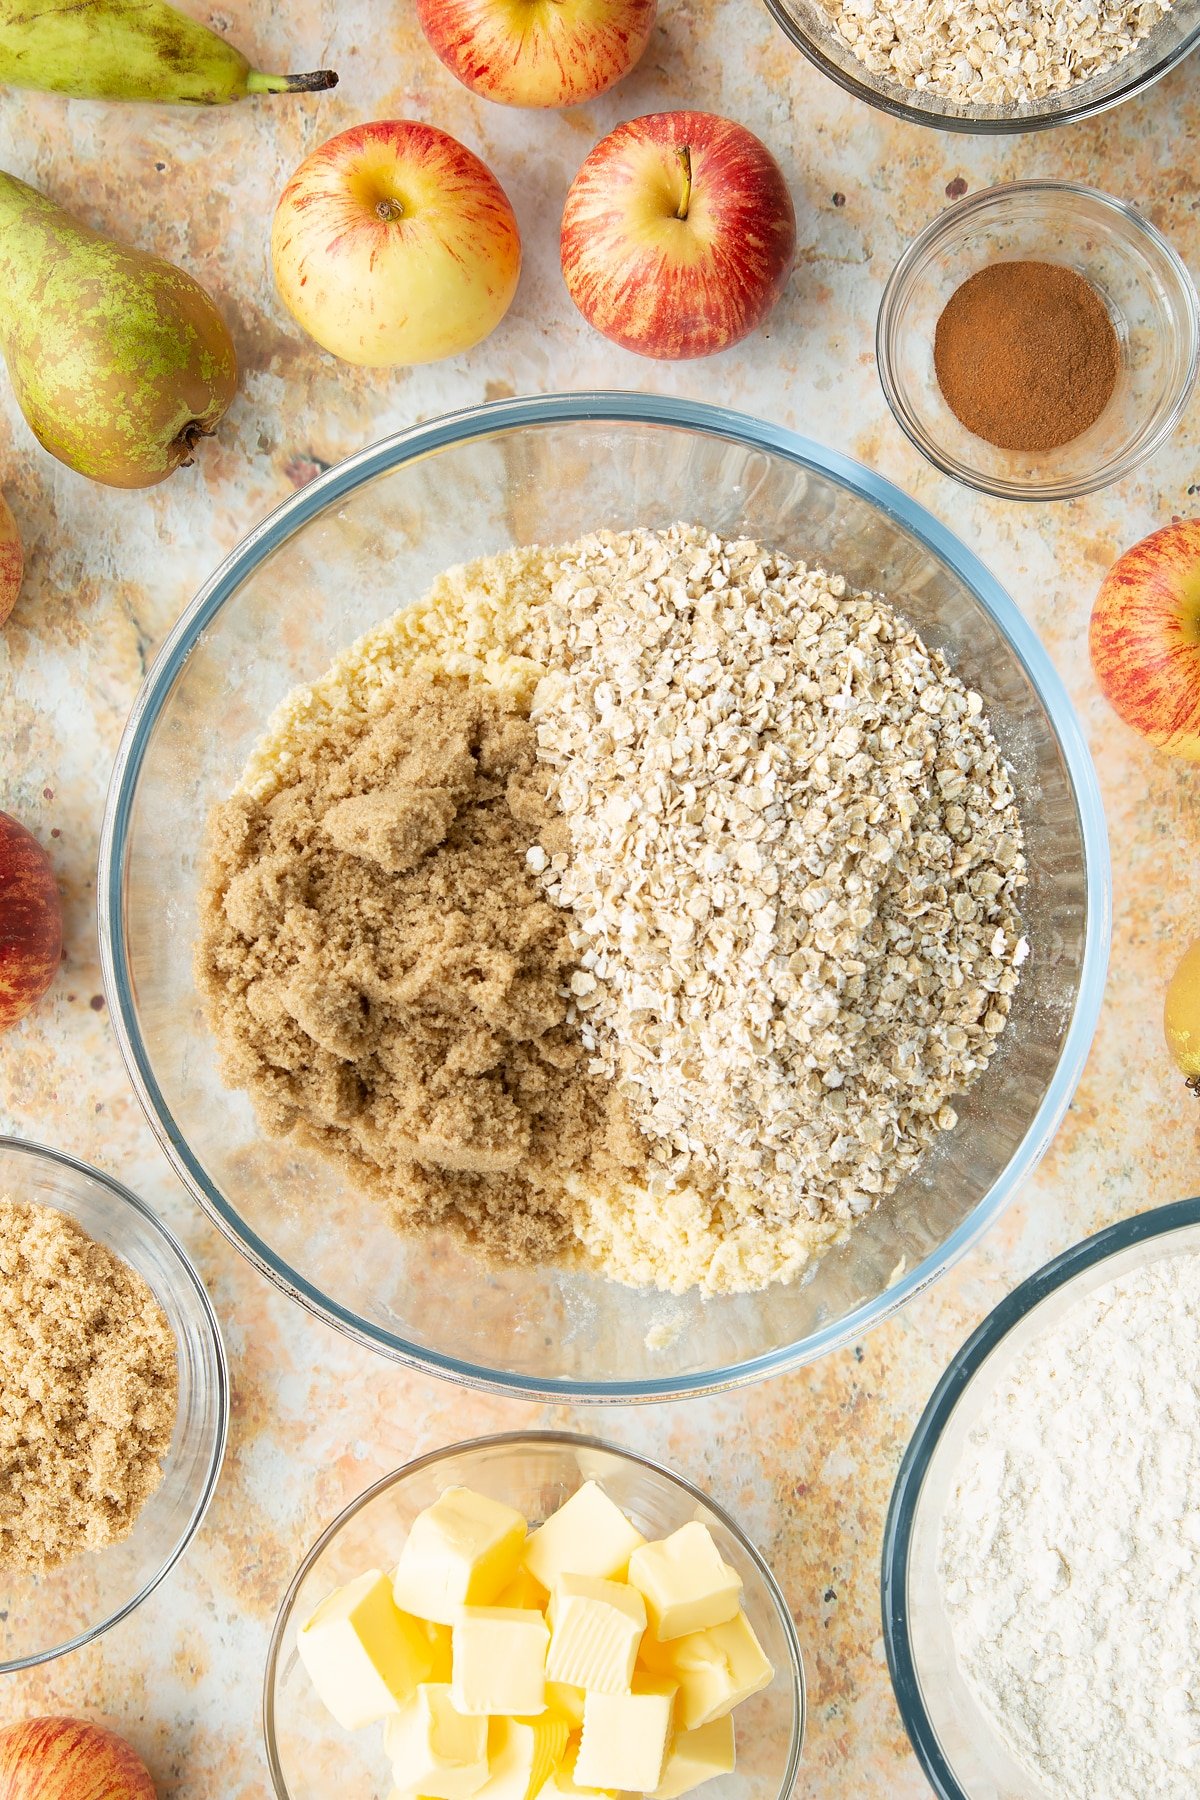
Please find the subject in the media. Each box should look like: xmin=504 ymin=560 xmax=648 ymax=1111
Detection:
xmin=529 ymin=526 xmax=1027 ymax=1283
xmin=819 ymin=0 xmax=1170 ymax=107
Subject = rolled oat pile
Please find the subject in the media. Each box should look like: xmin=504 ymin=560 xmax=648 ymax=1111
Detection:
xmin=528 ymin=527 xmax=1027 ymax=1287
xmin=820 ymin=0 xmax=1170 ymax=107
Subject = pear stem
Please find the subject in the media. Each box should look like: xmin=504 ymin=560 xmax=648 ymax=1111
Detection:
xmin=246 ymin=69 xmax=339 ymax=94
xmin=176 ymin=421 xmax=214 ymax=468
xmin=675 ymin=146 xmax=692 ymax=221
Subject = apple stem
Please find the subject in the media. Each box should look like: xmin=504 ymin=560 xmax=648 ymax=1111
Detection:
xmin=376 ymin=197 xmax=404 ymax=222
xmin=675 ymin=145 xmax=692 ymax=222
xmin=1189 ymin=1075 xmax=1200 ymax=1097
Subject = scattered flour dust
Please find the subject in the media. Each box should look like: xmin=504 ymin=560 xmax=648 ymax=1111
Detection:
xmin=939 ymin=1250 xmax=1200 ymax=1798
xmin=221 ymin=527 xmax=1025 ymax=1297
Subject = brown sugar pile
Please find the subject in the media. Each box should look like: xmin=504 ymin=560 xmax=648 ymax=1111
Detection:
xmin=196 ymin=677 xmax=645 ymax=1263
xmin=934 ymin=260 xmax=1119 ymax=453
xmin=0 ymin=1197 xmax=177 ymax=1574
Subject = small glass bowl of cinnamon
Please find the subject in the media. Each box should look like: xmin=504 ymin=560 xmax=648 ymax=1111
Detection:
xmin=876 ymin=180 xmax=1199 ymax=501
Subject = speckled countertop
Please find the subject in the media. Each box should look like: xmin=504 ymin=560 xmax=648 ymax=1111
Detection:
xmin=1 ymin=2 xmax=1198 ymax=1794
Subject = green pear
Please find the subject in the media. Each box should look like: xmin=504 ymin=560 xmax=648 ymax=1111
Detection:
xmin=0 ymin=0 xmax=337 ymax=104
xmin=0 ymin=171 xmax=239 ymax=488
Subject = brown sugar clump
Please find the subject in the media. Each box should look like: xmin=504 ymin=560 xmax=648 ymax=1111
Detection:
xmin=196 ymin=677 xmax=645 ymax=1264
xmin=0 ymin=1198 xmax=178 ymax=1574
xmin=934 ymin=260 xmax=1119 ymax=453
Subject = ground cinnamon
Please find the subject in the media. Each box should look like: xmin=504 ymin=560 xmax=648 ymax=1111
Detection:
xmin=933 ymin=259 xmax=1119 ymax=453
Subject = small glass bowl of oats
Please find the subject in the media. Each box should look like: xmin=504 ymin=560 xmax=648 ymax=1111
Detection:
xmin=762 ymin=0 xmax=1200 ymax=134
xmin=0 ymin=1136 xmax=228 ymax=1670
xmin=877 ymin=180 xmax=1199 ymax=501
xmin=97 ymin=392 xmax=1109 ymax=1401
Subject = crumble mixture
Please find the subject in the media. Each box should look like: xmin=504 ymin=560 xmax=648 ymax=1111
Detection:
xmin=196 ymin=679 xmax=644 ymax=1264
xmin=197 ymin=526 xmax=1026 ymax=1296
xmin=0 ymin=1196 xmax=178 ymax=1574
xmin=819 ymin=0 xmax=1169 ymax=108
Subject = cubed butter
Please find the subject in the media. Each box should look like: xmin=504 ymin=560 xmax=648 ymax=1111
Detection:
xmin=384 ymin=1683 xmax=489 ymax=1799
xmin=535 ymin=1737 xmax=615 ymax=1799
xmin=574 ymin=1679 xmax=677 ymax=1792
xmin=393 ymin=1487 xmax=528 ymax=1626
xmin=297 ymin=1568 xmax=433 ymax=1731
xmin=545 ymin=1574 xmax=646 ymax=1695
xmin=497 ymin=1565 xmax=549 ymax=1611
xmin=452 ymin=1607 xmax=550 ymax=1717
xmin=524 ymin=1482 xmax=645 ymax=1589
xmin=628 ymin=1524 xmax=742 ymax=1642
xmin=544 ymin=1683 xmax=586 ymax=1730
xmin=651 ymin=1715 xmax=736 ymax=1798
xmin=475 ymin=1714 xmax=570 ymax=1800
xmin=421 ymin=1619 xmax=455 ymax=1684
xmin=639 ymin=1610 xmax=772 ymax=1730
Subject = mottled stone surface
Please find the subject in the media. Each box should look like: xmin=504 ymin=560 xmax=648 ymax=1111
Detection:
xmin=0 ymin=3 xmax=1198 ymax=1795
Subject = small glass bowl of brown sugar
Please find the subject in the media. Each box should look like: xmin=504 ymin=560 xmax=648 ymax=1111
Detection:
xmin=0 ymin=1136 xmax=228 ymax=1670
xmin=877 ymin=180 xmax=1199 ymax=501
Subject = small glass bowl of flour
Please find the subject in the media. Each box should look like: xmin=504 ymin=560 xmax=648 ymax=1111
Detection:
xmin=883 ymin=1197 xmax=1200 ymax=1800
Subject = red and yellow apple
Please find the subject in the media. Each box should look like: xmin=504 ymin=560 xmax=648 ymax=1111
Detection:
xmin=416 ymin=0 xmax=657 ymax=108
xmin=0 ymin=491 xmax=22 ymax=627
xmin=271 ymin=120 xmax=522 ymax=367
xmin=1089 ymin=520 xmax=1200 ymax=761
xmin=0 ymin=1718 xmax=155 ymax=1800
xmin=560 ymin=111 xmax=796 ymax=360
xmin=0 ymin=811 xmax=62 ymax=1032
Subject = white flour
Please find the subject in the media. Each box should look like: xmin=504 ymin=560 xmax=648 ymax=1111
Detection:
xmin=939 ymin=1250 xmax=1200 ymax=1800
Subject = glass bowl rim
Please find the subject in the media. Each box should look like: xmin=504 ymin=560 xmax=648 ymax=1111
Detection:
xmin=0 ymin=1132 xmax=230 ymax=1672
xmin=261 ymin=1427 xmax=807 ymax=1800
xmin=875 ymin=178 xmax=1200 ymax=502
xmin=96 ymin=388 xmax=1112 ymax=1403
xmin=874 ymin=180 xmax=1200 ymax=504
xmin=759 ymin=0 xmax=1200 ymax=134
xmin=880 ymin=1193 xmax=1200 ymax=1800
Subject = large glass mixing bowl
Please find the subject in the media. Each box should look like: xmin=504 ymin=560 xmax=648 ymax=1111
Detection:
xmin=97 ymin=393 xmax=1110 ymax=1400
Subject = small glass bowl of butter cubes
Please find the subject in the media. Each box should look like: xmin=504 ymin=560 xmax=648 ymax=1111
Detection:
xmin=265 ymin=1433 xmax=805 ymax=1800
